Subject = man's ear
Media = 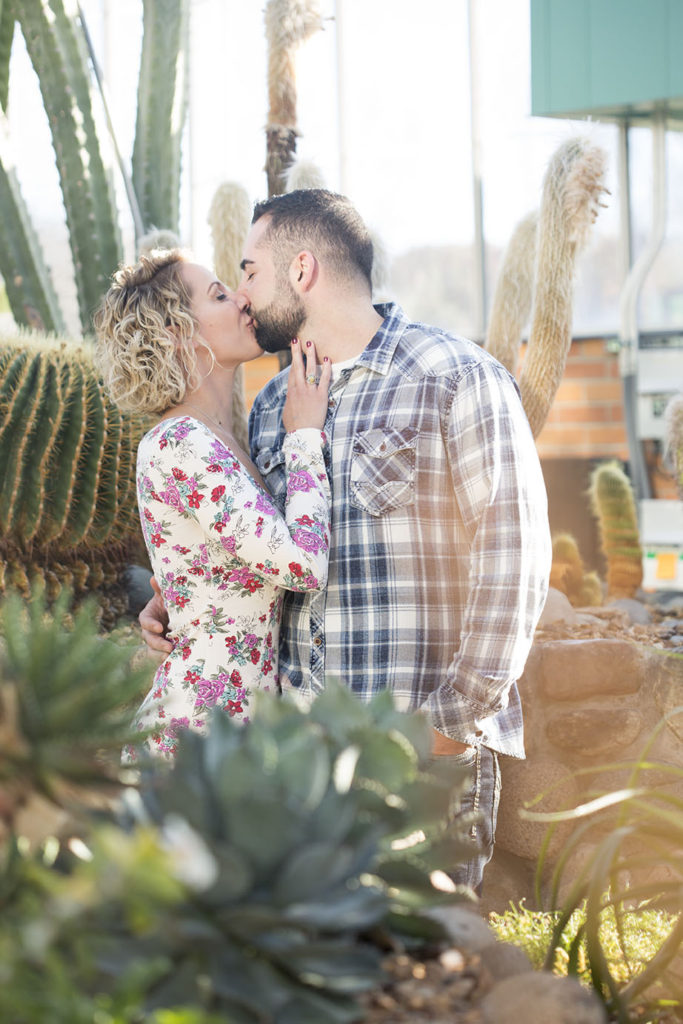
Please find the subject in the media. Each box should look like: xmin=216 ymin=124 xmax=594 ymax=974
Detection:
xmin=289 ymin=249 xmax=317 ymax=292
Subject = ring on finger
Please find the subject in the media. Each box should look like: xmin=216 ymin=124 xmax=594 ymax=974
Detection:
xmin=306 ymin=373 xmax=317 ymax=385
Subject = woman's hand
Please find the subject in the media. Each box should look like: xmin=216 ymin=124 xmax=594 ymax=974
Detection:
xmin=139 ymin=576 xmax=173 ymax=655
xmin=282 ymin=338 xmax=332 ymax=433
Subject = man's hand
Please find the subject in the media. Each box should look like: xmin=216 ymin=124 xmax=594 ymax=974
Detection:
xmin=139 ymin=576 xmax=173 ymax=655
xmin=432 ymin=729 xmax=472 ymax=757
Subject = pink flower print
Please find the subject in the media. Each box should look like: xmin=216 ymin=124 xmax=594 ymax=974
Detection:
xmin=207 ymin=463 xmax=222 ymax=473
xmin=172 ymin=467 xmax=187 ymax=481
xmin=292 ymin=529 xmax=324 ymax=553
xmin=161 ymin=483 xmax=184 ymax=511
xmin=304 ymin=575 xmax=318 ymax=588
xmin=221 ymin=535 xmax=237 ymax=554
xmin=211 ymin=485 xmax=225 ymax=503
xmin=184 ymin=669 xmax=201 ymax=684
xmin=181 ymin=645 xmax=192 ymax=660
xmin=227 ymin=699 xmax=243 ymax=717
xmin=195 ymin=679 xmax=225 ymax=709
xmin=230 ymin=669 xmax=242 ymax=685
xmin=174 ymin=544 xmax=191 ymax=554
xmin=159 ymin=437 xmax=168 ymax=449
xmin=287 ymin=470 xmax=316 ymax=494
xmin=151 ymin=532 xmax=166 ymax=548
xmin=250 ymin=648 xmax=261 ymax=665
xmin=255 ymin=516 xmax=264 ymax=537
xmin=188 ymin=489 xmax=203 ymax=509
xmin=262 ymin=659 xmax=273 ymax=676
xmin=144 ymin=507 xmax=154 ymax=522
xmin=288 ymin=561 xmax=303 ymax=577
xmin=244 ymin=633 xmax=258 ymax=648
xmin=296 ymin=514 xmax=315 ymax=527
xmin=255 ymin=493 xmax=276 ymax=515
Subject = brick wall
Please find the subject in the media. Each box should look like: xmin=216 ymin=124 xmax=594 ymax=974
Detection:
xmin=533 ymin=336 xmax=629 ymax=461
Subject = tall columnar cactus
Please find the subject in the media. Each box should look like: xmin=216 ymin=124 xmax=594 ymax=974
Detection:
xmin=131 ymin=0 xmax=189 ymax=237
xmin=15 ymin=0 xmax=123 ymax=333
xmin=264 ymin=0 xmax=323 ymax=196
xmin=485 ymin=138 xmax=607 ymax=437
xmin=0 ymin=0 xmax=189 ymax=334
xmin=0 ymin=331 xmax=149 ymax=615
xmin=485 ymin=211 xmax=538 ymax=376
xmin=207 ymin=182 xmax=253 ymax=451
xmin=589 ymin=461 xmax=643 ymax=599
xmin=665 ymin=393 xmax=683 ymax=500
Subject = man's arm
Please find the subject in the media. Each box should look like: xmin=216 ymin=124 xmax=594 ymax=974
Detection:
xmin=139 ymin=576 xmax=172 ymax=655
xmin=422 ymin=358 xmax=551 ymax=743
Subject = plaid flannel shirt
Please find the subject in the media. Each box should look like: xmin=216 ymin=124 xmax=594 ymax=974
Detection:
xmin=249 ymin=303 xmax=551 ymax=757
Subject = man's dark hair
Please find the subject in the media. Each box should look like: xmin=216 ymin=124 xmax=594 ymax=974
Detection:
xmin=252 ymin=189 xmax=374 ymax=292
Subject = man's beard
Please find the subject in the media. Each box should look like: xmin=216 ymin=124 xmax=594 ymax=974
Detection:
xmin=252 ymin=284 xmax=306 ymax=353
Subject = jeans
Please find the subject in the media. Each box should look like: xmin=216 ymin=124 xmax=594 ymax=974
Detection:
xmin=435 ymin=745 xmax=501 ymax=895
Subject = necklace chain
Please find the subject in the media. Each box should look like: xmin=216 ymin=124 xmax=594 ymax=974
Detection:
xmin=184 ymin=403 xmax=233 ymax=440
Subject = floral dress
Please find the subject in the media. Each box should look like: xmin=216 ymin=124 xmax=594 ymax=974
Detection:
xmin=128 ymin=415 xmax=331 ymax=760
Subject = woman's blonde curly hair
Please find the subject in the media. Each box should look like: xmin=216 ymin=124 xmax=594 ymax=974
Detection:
xmin=94 ymin=249 xmax=202 ymax=414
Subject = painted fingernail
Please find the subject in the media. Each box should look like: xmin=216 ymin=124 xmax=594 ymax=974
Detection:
xmin=324 ymin=357 xmax=329 ymax=363
xmin=306 ymin=340 xmax=312 ymax=347
xmin=291 ymin=338 xmax=298 ymax=345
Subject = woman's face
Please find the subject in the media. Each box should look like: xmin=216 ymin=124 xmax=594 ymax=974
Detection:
xmin=180 ymin=262 xmax=262 ymax=368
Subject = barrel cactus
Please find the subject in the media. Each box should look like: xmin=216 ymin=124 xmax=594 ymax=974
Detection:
xmin=0 ymin=330 xmax=150 ymax=620
xmin=588 ymin=461 xmax=643 ymax=599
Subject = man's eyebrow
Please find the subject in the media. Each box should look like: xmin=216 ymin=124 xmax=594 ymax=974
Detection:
xmin=239 ymin=258 xmax=254 ymax=271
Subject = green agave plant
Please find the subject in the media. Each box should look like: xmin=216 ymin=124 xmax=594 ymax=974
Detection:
xmin=0 ymin=330 xmax=151 ymax=613
xmin=1 ymin=657 xmax=476 ymax=1024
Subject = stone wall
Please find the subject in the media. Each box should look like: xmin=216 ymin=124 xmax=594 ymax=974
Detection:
xmin=484 ymin=631 xmax=683 ymax=911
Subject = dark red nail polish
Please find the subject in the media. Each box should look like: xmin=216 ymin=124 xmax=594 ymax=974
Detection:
xmin=306 ymin=341 xmax=312 ymax=347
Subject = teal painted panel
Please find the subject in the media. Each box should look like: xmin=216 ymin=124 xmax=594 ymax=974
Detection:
xmin=669 ymin=2 xmax=683 ymax=96
xmin=591 ymin=0 xmax=667 ymax=107
xmin=531 ymin=0 xmax=683 ymax=117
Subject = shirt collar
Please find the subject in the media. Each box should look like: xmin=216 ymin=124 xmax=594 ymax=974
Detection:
xmin=343 ymin=302 xmax=409 ymax=379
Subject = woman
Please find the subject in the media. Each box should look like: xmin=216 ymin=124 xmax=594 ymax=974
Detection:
xmin=94 ymin=249 xmax=332 ymax=760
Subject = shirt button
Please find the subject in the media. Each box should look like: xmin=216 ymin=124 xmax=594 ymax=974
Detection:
xmin=379 ymin=443 xmax=386 ymax=452
xmin=313 ymin=636 xmax=323 ymax=647
xmin=263 ymin=460 xmax=271 ymax=469
xmin=328 ymin=398 xmax=335 ymax=408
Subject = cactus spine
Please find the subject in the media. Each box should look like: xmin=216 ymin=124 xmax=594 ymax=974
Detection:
xmin=132 ymin=0 xmax=189 ymax=238
xmin=665 ymin=393 xmax=683 ymax=500
xmin=589 ymin=461 xmax=643 ymax=599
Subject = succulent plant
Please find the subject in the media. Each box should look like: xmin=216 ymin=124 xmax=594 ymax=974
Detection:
xmin=0 ymin=653 xmax=475 ymax=1023
xmin=0 ymin=586 xmax=153 ymax=841
xmin=0 ymin=330 xmax=150 ymax=615
xmin=589 ymin=460 xmax=643 ymax=599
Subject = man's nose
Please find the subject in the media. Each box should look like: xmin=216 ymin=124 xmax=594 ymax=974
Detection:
xmin=231 ymin=291 xmax=248 ymax=311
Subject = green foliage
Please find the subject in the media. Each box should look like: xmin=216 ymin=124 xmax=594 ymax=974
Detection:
xmin=489 ymin=900 xmax=676 ymax=986
xmin=521 ymin=707 xmax=683 ymax=1023
xmin=0 ymin=657 xmax=475 ymax=1023
xmin=0 ymin=331 xmax=150 ymax=609
xmin=0 ymin=585 xmax=153 ymax=812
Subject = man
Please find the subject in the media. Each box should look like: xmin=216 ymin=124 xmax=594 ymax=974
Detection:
xmin=140 ymin=189 xmax=551 ymax=891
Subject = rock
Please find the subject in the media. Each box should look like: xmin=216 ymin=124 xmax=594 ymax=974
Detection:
xmin=606 ymin=597 xmax=653 ymax=625
xmin=474 ymin=940 xmax=533 ymax=995
xmin=426 ymin=905 xmax=498 ymax=954
xmin=495 ymin=757 xmax=579 ymax=861
xmin=538 ymin=639 xmax=644 ymax=701
xmin=546 ymin=707 xmax=643 ymax=757
xmin=480 ymin=971 xmax=608 ymax=1023
xmin=538 ymin=588 xmax=579 ymax=627
xmin=124 ymin=564 xmax=155 ymax=616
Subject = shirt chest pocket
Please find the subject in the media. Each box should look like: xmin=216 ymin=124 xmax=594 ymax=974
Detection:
xmin=350 ymin=426 xmax=418 ymax=517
